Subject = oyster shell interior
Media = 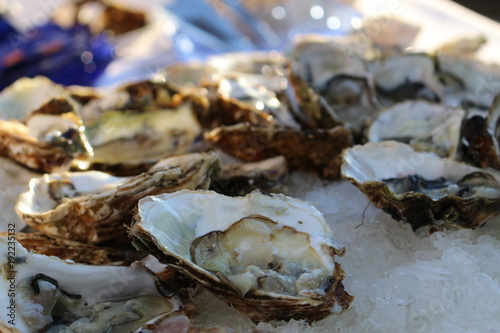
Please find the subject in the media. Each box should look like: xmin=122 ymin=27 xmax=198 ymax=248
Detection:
xmin=131 ymin=190 xmax=351 ymax=322
xmin=0 ymin=237 xmax=180 ymax=333
xmin=367 ymin=100 xmax=464 ymax=158
xmin=343 ymin=141 xmax=500 ymax=200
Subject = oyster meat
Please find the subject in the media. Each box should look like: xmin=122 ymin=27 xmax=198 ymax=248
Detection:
xmin=81 ymin=79 xmax=202 ymax=174
xmin=16 ymin=152 xmax=220 ymax=244
xmin=0 ymin=237 xmax=182 ymax=333
xmin=342 ymin=141 xmax=500 ymax=230
xmin=130 ymin=190 xmax=352 ymax=322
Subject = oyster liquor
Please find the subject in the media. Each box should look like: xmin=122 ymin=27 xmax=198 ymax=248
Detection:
xmin=6 ymin=223 xmax=16 ymax=326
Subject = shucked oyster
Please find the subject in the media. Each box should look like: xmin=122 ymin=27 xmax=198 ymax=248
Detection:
xmin=342 ymin=141 xmax=500 ymax=230
xmin=130 ymin=190 xmax=352 ymax=323
xmin=0 ymin=77 xmax=92 ymax=172
xmin=366 ymin=100 xmax=464 ymax=158
xmin=81 ymin=79 xmax=202 ymax=174
xmin=0 ymin=237 xmax=182 ymax=333
xmin=462 ymin=94 xmax=500 ymax=169
xmin=289 ymin=35 xmax=378 ymax=133
xmin=16 ymin=152 xmax=220 ymax=244
xmin=367 ymin=54 xmax=444 ymax=105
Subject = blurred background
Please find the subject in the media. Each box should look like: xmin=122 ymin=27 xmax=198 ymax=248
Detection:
xmin=1 ymin=0 xmax=500 ymax=89
xmin=454 ymin=1 xmax=500 ymax=22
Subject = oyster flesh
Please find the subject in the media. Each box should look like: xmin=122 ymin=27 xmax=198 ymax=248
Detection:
xmin=342 ymin=141 xmax=500 ymax=230
xmin=16 ymin=152 xmax=220 ymax=244
xmin=0 ymin=237 xmax=182 ymax=333
xmin=81 ymin=79 xmax=202 ymax=174
xmin=130 ymin=190 xmax=352 ymax=323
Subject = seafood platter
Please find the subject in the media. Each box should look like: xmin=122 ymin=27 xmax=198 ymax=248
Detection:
xmin=0 ymin=0 xmax=499 ymax=332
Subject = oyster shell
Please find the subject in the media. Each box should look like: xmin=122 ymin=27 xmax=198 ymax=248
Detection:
xmin=0 ymin=237 xmax=182 ymax=333
xmin=462 ymin=94 xmax=500 ymax=169
xmin=205 ymin=123 xmax=353 ymax=180
xmin=0 ymin=232 xmax=143 ymax=265
xmin=16 ymin=152 xmax=220 ymax=244
xmin=211 ymin=156 xmax=288 ymax=196
xmin=0 ymin=156 xmax=41 ymax=232
xmin=195 ymin=75 xmax=279 ymax=129
xmin=0 ymin=77 xmax=92 ymax=172
xmin=357 ymin=16 xmax=420 ymax=56
xmin=289 ymin=35 xmax=378 ymax=133
xmin=366 ymin=100 xmax=464 ymax=158
xmin=130 ymin=190 xmax=352 ymax=322
xmin=367 ymin=54 xmax=444 ymax=105
xmin=342 ymin=141 xmax=500 ymax=230
xmin=81 ymin=79 xmax=202 ymax=174
xmin=437 ymin=55 xmax=500 ymax=108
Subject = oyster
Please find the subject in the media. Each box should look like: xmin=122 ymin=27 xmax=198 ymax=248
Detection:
xmin=0 ymin=156 xmax=41 ymax=232
xmin=437 ymin=55 xmax=500 ymax=108
xmin=462 ymin=94 xmax=500 ymax=169
xmin=0 ymin=77 xmax=92 ymax=172
xmin=81 ymin=79 xmax=202 ymax=174
xmin=16 ymin=152 xmax=220 ymax=244
xmin=130 ymin=190 xmax=352 ymax=322
xmin=342 ymin=141 xmax=500 ymax=230
xmin=366 ymin=100 xmax=464 ymax=158
xmin=435 ymin=36 xmax=487 ymax=58
xmin=367 ymin=54 xmax=444 ymax=105
xmin=0 ymin=232 xmax=143 ymax=265
xmin=0 ymin=237 xmax=181 ymax=333
xmin=195 ymin=75 xmax=279 ymax=129
xmin=211 ymin=156 xmax=288 ymax=196
xmin=357 ymin=16 xmax=420 ymax=56
xmin=206 ymin=123 xmax=353 ymax=180
xmin=289 ymin=35 xmax=378 ymax=133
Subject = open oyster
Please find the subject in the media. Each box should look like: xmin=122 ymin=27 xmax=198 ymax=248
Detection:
xmin=289 ymin=35 xmax=378 ymax=133
xmin=81 ymin=79 xmax=202 ymax=174
xmin=437 ymin=55 xmax=500 ymax=108
xmin=130 ymin=190 xmax=352 ymax=322
xmin=16 ymin=152 xmax=220 ymax=244
xmin=462 ymin=94 xmax=500 ymax=169
xmin=0 ymin=156 xmax=41 ymax=232
xmin=195 ymin=75 xmax=279 ymax=129
xmin=366 ymin=100 xmax=464 ymax=158
xmin=367 ymin=54 xmax=444 ymax=105
xmin=342 ymin=141 xmax=500 ymax=230
xmin=211 ymin=156 xmax=288 ymax=197
xmin=0 ymin=76 xmax=92 ymax=172
xmin=0 ymin=237 xmax=182 ymax=333
xmin=206 ymin=123 xmax=353 ymax=180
